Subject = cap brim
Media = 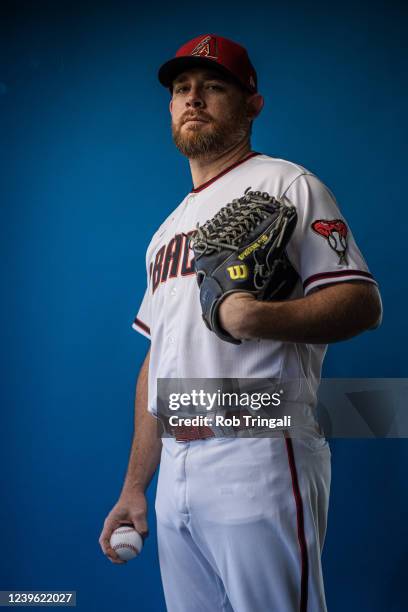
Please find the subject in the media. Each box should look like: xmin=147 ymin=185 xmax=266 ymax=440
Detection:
xmin=158 ymin=56 xmax=240 ymax=90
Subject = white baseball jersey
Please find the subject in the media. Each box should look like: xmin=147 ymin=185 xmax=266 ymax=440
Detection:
xmin=131 ymin=152 xmax=377 ymax=612
xmin=132 ymin=152 xmax=377 ymax=416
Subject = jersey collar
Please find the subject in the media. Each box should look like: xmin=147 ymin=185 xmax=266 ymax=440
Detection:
xmin=190 ymin=151 xmax=261 ymax=193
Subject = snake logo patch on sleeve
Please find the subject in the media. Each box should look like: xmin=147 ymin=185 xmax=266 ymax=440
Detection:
xmin=311 ymin=219 xmax=348 ymax=265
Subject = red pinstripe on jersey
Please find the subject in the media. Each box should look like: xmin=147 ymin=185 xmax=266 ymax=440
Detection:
xmin=133 ymin=317 xmax=150 ymax=335
xmin=303 ymin=269 xmax=374 ymax=291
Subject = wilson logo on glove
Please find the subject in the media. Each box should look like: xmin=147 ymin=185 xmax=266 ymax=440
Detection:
xmin=227 ymin=265 xmax=249 ymax=280
xmin=189 ymin=187 xmax=299 ymax=344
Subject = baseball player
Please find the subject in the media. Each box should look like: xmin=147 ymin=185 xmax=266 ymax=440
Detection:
xmin=99 ymin=34 xmax=382 ymax=612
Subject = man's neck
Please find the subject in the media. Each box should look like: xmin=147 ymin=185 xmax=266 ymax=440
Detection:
xmin=189 ymin=140 xmax=252 ymax=190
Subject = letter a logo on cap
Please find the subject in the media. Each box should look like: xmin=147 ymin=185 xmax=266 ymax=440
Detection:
xmin=158 ymin=34 xmax=258 ymax=93
xmin=191 ymin=35 xmax=218 ymax=60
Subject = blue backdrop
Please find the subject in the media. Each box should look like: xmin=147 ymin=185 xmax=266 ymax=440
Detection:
xmin=1 ymin=1 xmax=407 ymax=610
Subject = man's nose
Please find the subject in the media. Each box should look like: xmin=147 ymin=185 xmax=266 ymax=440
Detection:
xmin=186 ymin=88 xmax=205 ymax=108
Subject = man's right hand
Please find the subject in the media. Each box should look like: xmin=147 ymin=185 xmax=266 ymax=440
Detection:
xmin=99 ymin=490 xmax=148 ymax=564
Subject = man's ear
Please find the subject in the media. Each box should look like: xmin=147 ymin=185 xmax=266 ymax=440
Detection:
xmin=169 ymin=99 xmax=173 ymax=114
xmin=246 ymin=93 xmax=264 ymax=120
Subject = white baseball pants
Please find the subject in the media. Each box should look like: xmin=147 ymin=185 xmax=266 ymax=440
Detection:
xmin=155 ymin=435 xmax=331 ymax=612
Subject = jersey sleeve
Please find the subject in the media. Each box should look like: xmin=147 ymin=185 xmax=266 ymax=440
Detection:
xmin=132 ymin=287 xmax=151 ymax=339
xmin=131 ymin=256 xmax=152 ymax=340
xmin=282 ymin=173 xmax=377 ymax=295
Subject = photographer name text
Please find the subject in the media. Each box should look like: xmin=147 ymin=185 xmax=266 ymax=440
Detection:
xmin=168 ymin=414 xmax=291 ymax=429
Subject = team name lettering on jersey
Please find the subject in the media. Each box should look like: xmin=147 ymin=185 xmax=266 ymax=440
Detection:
xmin=150 ymin=232 xmax=196 ymax=292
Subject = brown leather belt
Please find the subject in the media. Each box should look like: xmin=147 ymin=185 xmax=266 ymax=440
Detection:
xmin=172 ymin=424 xmax=215 ymax=442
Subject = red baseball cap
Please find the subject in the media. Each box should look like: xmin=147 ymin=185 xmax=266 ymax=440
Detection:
xmin=158 ymin=34 xmax=258 ymax=93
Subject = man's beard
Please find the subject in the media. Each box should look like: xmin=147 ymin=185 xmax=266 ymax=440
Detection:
xmin=172 ymin=105 xmax=250 ymax=159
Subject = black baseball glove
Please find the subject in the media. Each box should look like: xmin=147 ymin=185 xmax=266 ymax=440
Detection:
xmin=189 ymin=187 xmax=299 ymax=344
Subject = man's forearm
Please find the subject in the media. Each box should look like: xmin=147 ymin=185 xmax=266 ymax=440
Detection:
xmin=223 ymin=281 xmax=382 ymax=344
xmin=121 ymin=350 xmax=162 ymax=495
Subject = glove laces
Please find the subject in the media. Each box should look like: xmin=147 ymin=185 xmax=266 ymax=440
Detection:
xmin=191 ymin=188 xmax=292 ymax=256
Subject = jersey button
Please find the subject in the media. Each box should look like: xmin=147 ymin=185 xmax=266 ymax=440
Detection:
xmin=170 ymin=287 xmax=177 ymax=296
xmin=168 ymin=336 xmax=174 ymax=344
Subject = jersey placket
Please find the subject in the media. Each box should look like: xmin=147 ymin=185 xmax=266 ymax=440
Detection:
xmin=162 ymin=192 xmax=198 ymax=376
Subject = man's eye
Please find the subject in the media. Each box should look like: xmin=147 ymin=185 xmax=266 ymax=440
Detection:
xmin=173 ymin=83 xmax=224 ymax=94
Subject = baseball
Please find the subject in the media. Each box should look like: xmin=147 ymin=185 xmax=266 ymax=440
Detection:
xmin=110 ymin=525 xmax=143 ymax=561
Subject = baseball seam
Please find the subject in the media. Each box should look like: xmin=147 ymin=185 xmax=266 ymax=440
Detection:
xmin=112 ymin=543 xmax=139 ymax=554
